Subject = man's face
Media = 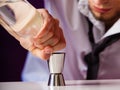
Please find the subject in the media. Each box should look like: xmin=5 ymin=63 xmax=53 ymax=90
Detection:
xmin=88 ymin=0 xmax=120 ymax=23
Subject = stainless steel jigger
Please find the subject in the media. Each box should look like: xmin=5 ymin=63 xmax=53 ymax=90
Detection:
xmin=48 ymin=52 xmax=65 ymax=86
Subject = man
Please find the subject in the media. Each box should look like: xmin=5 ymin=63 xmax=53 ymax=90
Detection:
xmin=22 ymin=0 xmax=120 ymax=81
xmin=2 ymin=0 xmax=120 ymax=81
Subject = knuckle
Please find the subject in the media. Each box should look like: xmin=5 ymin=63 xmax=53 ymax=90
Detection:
xmin=50 ymin=36 xmax=60 ymax=46
xmin=52 ymin=37 xmax=59 ymax=46
xmin=55 ymin=36 xmax=60 ymax=43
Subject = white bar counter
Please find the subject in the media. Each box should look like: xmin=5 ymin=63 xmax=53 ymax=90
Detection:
xmin=1 ymin=80 xmax=120 ymax=90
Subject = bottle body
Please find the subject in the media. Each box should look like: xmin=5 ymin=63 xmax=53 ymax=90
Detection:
xmin=0 ymin=0 xmax=43 ymax=41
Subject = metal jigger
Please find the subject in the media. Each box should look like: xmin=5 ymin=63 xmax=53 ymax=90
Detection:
xmin=48 ymin=52 xmax=65 ymax=86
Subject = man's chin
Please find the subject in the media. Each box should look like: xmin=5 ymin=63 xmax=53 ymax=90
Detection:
xmin=93 ymin=15 xmax=105 ymax=21
xmin=92 ymin=11 xmax=120 ymax=23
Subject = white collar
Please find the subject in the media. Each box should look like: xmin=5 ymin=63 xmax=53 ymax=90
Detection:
xmin=101 ymin=19 xmax=120 ymax=40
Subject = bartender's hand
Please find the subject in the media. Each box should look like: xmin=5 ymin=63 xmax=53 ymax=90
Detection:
xmin=19 ymin=9 xmax=66 ymax=60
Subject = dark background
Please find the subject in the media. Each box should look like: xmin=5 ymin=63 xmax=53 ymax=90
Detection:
xmin=0 ymin=0 xmax=44 ymax=82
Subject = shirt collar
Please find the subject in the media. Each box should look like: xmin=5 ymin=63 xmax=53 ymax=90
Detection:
xmin=101 ymin=19 xmax=120 ymax=40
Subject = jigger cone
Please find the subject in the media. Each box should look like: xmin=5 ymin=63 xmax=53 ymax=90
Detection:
xmin=48 ymin=52 xmax=65 ymax=86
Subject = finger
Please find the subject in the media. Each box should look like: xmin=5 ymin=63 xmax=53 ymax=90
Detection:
xmin=33 ymin=26 xmax=54 ymax=45
xmin=34 ymin=9 xmax=54 ymax=38
xmin=33 ymin=32 xmax=59 ymax=50
xmin=34 ymin=19 xmax=59 ymax=48
xmin=39 ymin=28 xmax=66 ymax=51
xmin=31 ymin=46 xmax=53 ymax=60
xmin=43 ymin=19 xmax=63 ymax=48
xmin=52 ymin=28 xmax=66 ymax=51
xmin=39 ymin=36 xmax=60 ymax=47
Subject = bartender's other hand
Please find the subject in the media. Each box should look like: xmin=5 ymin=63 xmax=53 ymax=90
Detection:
xmin=20 ymin=9 xmax=66 ymax=60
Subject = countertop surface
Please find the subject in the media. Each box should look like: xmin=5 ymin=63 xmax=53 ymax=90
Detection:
xmin=1 ymin=80 xmax=120 ymax=90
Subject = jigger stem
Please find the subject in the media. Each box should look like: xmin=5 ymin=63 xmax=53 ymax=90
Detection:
xmin=47 ymin=52 xmax=65 ymax=86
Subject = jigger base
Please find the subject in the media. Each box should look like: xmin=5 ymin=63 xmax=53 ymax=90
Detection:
xmin=48 ymin=73 xmax=65 ymax=86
